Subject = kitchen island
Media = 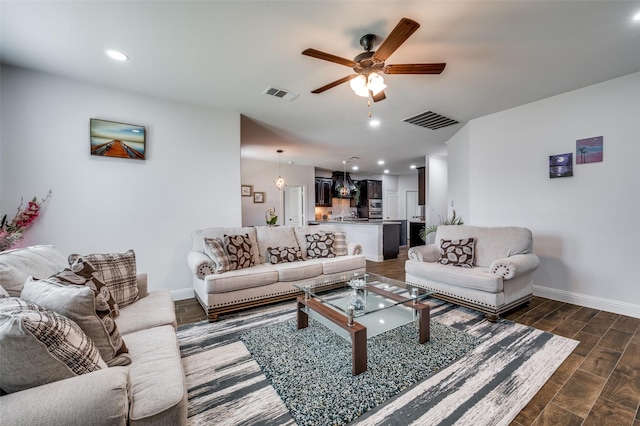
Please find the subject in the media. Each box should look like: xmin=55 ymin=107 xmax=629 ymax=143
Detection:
xmin=309 ymin=220 xmax=401 ymax=261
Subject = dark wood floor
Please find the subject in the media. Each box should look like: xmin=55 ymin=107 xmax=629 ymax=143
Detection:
xmin=175 ymin=247 xmax=640 ymax=426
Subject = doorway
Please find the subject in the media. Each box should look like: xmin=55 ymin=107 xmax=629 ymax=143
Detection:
xmin=283 ymin=185 xmax=305 ymax=226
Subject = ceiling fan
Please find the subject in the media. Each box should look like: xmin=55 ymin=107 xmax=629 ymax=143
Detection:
xmin=302 ymin=18 xmax=446 ymax=102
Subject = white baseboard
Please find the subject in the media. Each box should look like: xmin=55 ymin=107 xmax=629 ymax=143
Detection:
xmin=533 ymin=285 xmax=640 ymax=318
xmin=170 ymin=287 xmax=195 ymax=301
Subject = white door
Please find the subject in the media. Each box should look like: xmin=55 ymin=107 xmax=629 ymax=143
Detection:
xmin=385 ymin=189 xmax=398 ymax=220
xmin=284 ymin=185 xmax=304 ymax=226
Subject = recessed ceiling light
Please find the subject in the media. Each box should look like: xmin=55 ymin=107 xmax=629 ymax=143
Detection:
xmin=352 ymin=166 xmax=358 ymax=171
xmin=634 ymin=11 xmax=640 ymax=21
xmin=369 ymin=119 xmax=380 ymax=126
xmin=384 ymin=169 xmax=389 ymax=174
xmin=410 ymin=164 xmax=416 ymax=169
xmin=105 ymin=49 xmax=129 ymax=61
xmin=377 ymin=160 xmax=384 ymax=165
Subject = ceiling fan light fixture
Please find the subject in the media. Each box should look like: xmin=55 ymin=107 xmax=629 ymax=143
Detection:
xmin=349 ymin=75 xmax=369 ymax=97
xmin=368 ymin=73 xmax=386 ymax=95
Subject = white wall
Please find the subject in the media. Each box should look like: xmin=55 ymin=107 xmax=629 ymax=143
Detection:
xmin=445 ymin=123 xmax=471 ymax=220
xmin=427 ymin=156 xmax=448 ymax=225
xmin=0 ymin=66 xmax=241 ymax=300
xmin=447 ymin=71 xmax=640 ymax=317
xmin=241 ymin=158 xmax=315 ymax=226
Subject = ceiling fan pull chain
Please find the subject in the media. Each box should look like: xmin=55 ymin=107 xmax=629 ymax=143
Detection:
xmin=368 ymin=98 xmax=372 ymax=118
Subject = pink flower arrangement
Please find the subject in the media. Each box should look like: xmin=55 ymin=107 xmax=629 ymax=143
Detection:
xmin=0 ymin=190 xmax=52 ymax=251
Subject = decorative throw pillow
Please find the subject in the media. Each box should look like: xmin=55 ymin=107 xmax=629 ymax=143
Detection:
xmin=68 ymin=250 xmax=138 ymax=308
xmin=305 ymin=232 xmax=336 ymax=259
xmin=203 ymin=237 xmax=232 ymax=274
xmin=52 ymin=258 xmax=120 ymax=316
xmin=333 ymin=232 xmax=348 ymax=256
xmin=0 ymin=284 xmax=8 ymax=298
xmin=267 ymin=247 xmax=303 ymax=264
xmin=224 ymin=234 xmax=255 ymax=270
xmin=0 ymin=297 xmax=107 ymax=393
xmin=21 ymin=259 xmax=130 ymax=366
xmin=439 ymin=238 xmax=475 ymax=268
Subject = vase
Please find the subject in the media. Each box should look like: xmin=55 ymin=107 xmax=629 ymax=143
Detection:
xmin=348 ymin=287 xmax=366 ymax=314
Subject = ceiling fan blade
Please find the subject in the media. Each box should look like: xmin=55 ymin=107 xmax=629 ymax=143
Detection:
xmin=372 ymin=18 xmax=420 ymax=62
xmin=311 ymin=74 xmax=358 ymax=94
xmin=302 ymin=48 xmax=356 ymax=67
xmin=372 ymin=90 xmax=386 ymax=102
xmin=383 ymin=63 xmax=446 ymax=74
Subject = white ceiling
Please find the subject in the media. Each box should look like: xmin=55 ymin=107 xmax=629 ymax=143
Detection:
xmin=2 ymin=1 xmax=640 ymax=174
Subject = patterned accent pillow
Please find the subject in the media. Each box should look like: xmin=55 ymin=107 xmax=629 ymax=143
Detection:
xmin=305 ymin=232 xmax=336 ymax=259
xmin=439 ymin=238 xmax=475 ymax=268
xmin=21 ymin=259 xmax=130 ymax=366
xmin=224 ymin=234 xmax=255 ymax=270
xmin=267 ymin=247 xmax=304 ymax=264
xmin=333 ymin=232 xmax=348 ymax=256
xmin=0 ymin=297 xmax=107 ymax=393
xmin=54 ymin=258 xmax=120 ymax=316
xmin=203 ymin=237 xmax=232 ymax=274
xmin=68 ymin=250 xmax=138 ymax=307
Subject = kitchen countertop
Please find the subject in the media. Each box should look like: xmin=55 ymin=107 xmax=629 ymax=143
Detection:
xmin=309 ymin=220 xmax=402 ymax=225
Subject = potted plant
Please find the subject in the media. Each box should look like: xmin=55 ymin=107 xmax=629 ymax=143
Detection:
xmin=419 ymin=210 xmax=463 ymax=243
xmin=265 ymin=207 xmax=278 ymax=226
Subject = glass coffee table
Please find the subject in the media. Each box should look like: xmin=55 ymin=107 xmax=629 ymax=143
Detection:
xmin=293 ymin=272 xmax=433 ymax=375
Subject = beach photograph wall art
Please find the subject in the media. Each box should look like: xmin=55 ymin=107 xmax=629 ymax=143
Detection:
xmin=576 ymin=136 xmax=603 ymax=164
xmin=90 ymin=118 xmax=146 ymax=160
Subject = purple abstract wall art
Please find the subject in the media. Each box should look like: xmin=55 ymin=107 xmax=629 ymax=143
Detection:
xmin=576 ymin=136 xmax=603 ymax=164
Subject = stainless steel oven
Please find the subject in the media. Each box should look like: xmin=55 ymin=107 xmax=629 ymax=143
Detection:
xmin=368 ymin=199 xmax=382 ymax=219
xmin=368 ymin=199 xmax=382 ymax=210
xmin=368 ymin=209 xmax=382 ymax=219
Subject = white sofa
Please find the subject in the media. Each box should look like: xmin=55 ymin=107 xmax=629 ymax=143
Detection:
xmin=405 ymin=225 xmax=540 ymax=320
xmin=0 ymin=245 xmax=187 ymax=426
xmin=187 ymin=225 xmax=366 ymax=321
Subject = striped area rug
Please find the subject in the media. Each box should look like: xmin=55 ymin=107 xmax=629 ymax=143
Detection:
xmin=178 ymin=298 xmax=578 ymax=426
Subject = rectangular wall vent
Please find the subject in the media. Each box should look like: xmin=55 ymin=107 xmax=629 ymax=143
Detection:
xmin=263 ymin=86 xmax=298 ymax=102
xmin=403 ymin=110 xmax=459 ymax=130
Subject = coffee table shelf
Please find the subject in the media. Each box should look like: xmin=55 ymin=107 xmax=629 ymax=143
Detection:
xmin=294 ymin=273 xmax=432 ymax=375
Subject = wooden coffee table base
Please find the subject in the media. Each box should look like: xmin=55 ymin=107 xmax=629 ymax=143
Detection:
xmin=296 ymin=293 xmax=430 ymax=376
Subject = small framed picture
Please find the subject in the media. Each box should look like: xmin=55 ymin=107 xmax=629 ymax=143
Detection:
xmin=241 ymin=185 xmax=252 ymax=197
xmin=549 ymin=153 xmax=573 ymax=178
xmin=253 ymin=192 xmax=265 ymax=203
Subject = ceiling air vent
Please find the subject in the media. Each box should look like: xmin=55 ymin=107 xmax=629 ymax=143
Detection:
xmin=403 ymin=110 xmax=459 ymax=130
xmin=263 ymin=86 xmax=298 ymax=102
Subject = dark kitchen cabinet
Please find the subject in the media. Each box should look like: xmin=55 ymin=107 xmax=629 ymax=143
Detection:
xmin=315 ymin=178 xmax=332 ymax=207
xmin=417 ymin=167 xmax=425 ymax=206
xmin=410 ymin=221 xmax=425 ymax=248
xmin=358 ymin=180 xmax=383 ymax=203
xmin=367 ymin=180 xmax=383 ymax=199
xmin=382 ymin=223 xmax=400 ymax=260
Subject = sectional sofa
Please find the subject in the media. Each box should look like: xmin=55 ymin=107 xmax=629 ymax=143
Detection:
xmin=0 ymin=245 xmax=187 ymax=426
xmin=187 ymin=224 xmax=366 ymax=321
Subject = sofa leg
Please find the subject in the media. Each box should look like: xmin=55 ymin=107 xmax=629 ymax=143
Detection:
xmin=484 ymin=313 xmax=499 ymax=322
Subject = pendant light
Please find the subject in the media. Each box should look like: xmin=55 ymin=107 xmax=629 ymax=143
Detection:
xmin=274 ymin=149 xmax=286 ymax=190
xmin=339 ymin=160 xmax=350 ymax=197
